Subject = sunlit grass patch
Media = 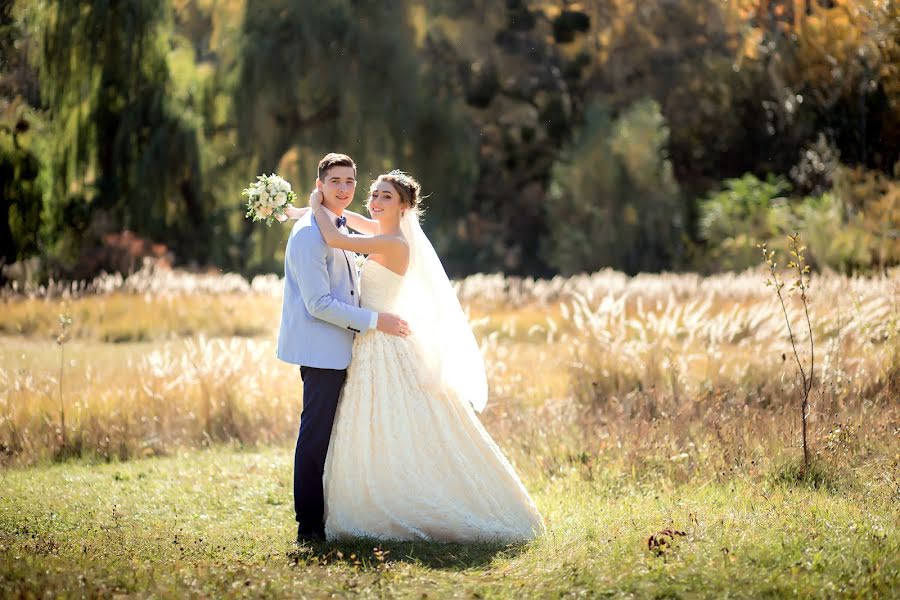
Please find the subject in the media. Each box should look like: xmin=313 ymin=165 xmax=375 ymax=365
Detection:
xmin=0 ymin=336 xmax=302 ymax=463
xmin=1 ymin=446 xmax=896 ymax=598
xmin=0 ymin=293 xmax=280 ymax=341
xmin=0 ymin=266 xmax=898 ymax=595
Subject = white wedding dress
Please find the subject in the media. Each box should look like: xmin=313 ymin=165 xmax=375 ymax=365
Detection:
xmin=322 ymin=259 xmax=544 ymax=542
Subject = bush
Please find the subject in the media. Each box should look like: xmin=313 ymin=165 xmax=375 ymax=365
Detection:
xmin=698 ymin=174 xmax=793 ymax=271
xmin=699 ymin=165 xmax=900 ymax=273
xmin=797 ymin=192 xmax=874 ymax=272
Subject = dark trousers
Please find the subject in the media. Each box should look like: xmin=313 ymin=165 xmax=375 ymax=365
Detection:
xmin=294 ymin=366 xmax=347 ymax=535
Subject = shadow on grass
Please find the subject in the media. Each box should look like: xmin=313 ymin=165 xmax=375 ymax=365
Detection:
xmin=287 ymin=536 xmax=528 ymax=571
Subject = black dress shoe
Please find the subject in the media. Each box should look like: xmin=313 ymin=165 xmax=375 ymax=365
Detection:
xmin=296 ymin=525 xmax=325 ymax=545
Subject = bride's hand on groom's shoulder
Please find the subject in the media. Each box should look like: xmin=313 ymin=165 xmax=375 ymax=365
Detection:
xmin=309 ymin=189 xmax=324 ymax=211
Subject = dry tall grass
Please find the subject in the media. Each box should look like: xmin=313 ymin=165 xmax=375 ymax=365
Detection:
xmin=1 ymin=263 xmax=897 ymax=494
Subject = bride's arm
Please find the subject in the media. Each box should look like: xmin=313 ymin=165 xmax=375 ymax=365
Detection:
xmin=278 ymin=204 xmax=380 ymax=235
xmin=342 ymin=210 xmax=380 ymax=235
xmin=310 ymin=194 xmax=404 ymax=256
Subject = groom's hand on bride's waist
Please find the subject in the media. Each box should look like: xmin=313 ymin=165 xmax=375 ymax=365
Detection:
xmin=377 ymin=313 xmax=410 ymax=337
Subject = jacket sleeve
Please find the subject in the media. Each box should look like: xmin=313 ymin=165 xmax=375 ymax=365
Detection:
xmin=289 ymin=226 xmax=377 ymax=333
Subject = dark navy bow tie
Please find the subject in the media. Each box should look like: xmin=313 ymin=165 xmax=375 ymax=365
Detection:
xmin=336 ymin=216 xmax=346 ymax=228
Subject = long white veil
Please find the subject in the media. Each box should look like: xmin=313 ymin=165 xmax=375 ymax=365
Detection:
xmin=396 ymin=211 xmax=488 ymax=412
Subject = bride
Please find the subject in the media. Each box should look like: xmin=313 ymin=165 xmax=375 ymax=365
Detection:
xmin=287 ymin=170 xmax=544 ymax=542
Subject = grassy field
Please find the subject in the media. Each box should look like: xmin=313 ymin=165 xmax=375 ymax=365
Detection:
xmin=1 ymin=265 xmax=899 ymax=597
xmin=2 ymin=445 xmax=897 ymax=598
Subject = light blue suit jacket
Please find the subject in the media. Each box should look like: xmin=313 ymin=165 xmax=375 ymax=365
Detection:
xmin=276 ymin=211 xmax=376 ymax=370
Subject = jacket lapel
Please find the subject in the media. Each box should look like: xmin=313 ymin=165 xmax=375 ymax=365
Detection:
xmin=310 ymin=214 xmax=359 ymax=306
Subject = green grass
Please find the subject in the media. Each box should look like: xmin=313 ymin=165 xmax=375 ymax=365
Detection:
xmin=2 ymin=275 xmax=898 ymax=597
xmin=1 ymin=446 xmax=896 ymax=598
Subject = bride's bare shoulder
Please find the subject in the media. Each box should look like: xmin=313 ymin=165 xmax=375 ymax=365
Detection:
xmin=375 ymin=233 xmax=408 ymax=251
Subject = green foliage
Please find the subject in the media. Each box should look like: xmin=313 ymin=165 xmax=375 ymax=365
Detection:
xmin=233 ymin=0 xmax=478 ymax=273
xmin=4 ymin=0 xmax=900 ymax=277
xmin=1 ymin=4 xmax=44 ymax=272
xmin=26 ymin=0 xmax=207 ymax=273
xmin=0 ymin=117 xmax=44 ymax=266
xmin=701 ymin=166 xmax=900 ymax=273
xmin=699 ymin=174 xmax=793 ymax=271
xmin=795 ymin=192 xmax=874 ymax=272
xmin=541 ymin=98 xmax=684 ymax=275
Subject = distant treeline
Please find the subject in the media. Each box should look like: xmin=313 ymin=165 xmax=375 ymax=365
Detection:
xmin=2 ymin=0 xmax=898 ymax=279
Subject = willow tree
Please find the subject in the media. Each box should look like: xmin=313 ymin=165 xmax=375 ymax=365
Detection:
xmin=234 ymin=0 xmax=477 ymax=272
xmin=1 ymin=3 xmax=44 ymax=272
xmin=30 ymin=0 xmax=207 ymax=271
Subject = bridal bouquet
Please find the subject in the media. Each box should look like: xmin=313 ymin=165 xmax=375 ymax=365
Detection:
xmin=243 ymin=174 xmax=295 ymax=226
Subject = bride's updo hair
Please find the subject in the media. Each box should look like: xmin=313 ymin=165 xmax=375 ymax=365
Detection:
xmin=374 ymin=169 xmax=423 ymax=216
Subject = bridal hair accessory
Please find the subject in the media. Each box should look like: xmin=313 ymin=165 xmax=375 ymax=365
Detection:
xmin=243 ymin=174 xmax=296 ymax=226
xmin=386 ymin=169 xmax=414 ymax=186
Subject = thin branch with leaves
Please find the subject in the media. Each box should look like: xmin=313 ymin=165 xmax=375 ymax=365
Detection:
xmin=55 ymin=304 xmax=73 ymax=456
xmin=759 ymin=234 xmax=815 ymax=472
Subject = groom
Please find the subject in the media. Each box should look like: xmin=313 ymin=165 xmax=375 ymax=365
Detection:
xmin=277 ymin=153 xmax=409 ymax=543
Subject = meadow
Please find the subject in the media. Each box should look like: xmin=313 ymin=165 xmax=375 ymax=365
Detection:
xmin=1 ymin=261 xmax=898 ymax=597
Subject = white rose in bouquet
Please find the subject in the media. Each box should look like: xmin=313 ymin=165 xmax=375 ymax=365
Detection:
xmin=243 ymin=173 xmax=296 ymax=226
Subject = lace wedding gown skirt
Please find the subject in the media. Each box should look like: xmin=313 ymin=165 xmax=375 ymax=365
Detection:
xmin=323 ymin=260 xmax=544 ymax=542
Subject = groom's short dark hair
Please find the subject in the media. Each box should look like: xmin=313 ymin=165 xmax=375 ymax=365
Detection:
xmin=318 ymin=153 xmax=357 ymax=181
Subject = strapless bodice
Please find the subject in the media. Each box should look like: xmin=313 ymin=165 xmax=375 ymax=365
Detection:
xmin=360 ymin=260 xmax=405 ymax=313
